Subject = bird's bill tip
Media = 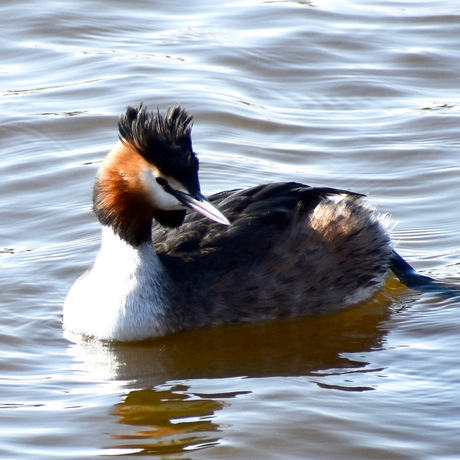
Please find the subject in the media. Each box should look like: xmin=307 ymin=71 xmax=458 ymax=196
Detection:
xmin=175 ymin=191 xmax=230 ymax=225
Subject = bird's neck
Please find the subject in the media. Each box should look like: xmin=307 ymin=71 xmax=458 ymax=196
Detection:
xmin=64 ymin=225 xmax=173 ymax=341
xmin=95 ymin=225 xmax=156 ymax=271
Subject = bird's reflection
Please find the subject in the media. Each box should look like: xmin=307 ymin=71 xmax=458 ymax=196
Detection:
xmin=66 ymin=280 xmax=407 ymax=457
xmin=67 ymin=285 xmax=402 ymax=384
xmin=108 ymin=384 xmax=247 ymax=457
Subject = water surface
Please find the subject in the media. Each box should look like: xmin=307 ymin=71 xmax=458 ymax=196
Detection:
xmin=1 ymin=0 xmax=460 ymax=458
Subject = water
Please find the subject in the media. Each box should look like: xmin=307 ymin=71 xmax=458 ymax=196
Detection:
xmin=1 ymin=0 xmax=460 ymax=458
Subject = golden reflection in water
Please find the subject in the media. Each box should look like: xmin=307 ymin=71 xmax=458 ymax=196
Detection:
xmin=67 ymin=278 xmax=405 ymax=384
xmin=109 ymin=385 xmax=245 ymax=457
xmin=66 ymin=279 xmax=408 ymax=456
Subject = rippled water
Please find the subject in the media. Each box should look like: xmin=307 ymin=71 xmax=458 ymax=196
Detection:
xmin=1 ymin=0 xmax=460 ymax=458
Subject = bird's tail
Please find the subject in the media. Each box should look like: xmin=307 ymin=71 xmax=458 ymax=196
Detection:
xmin=390 ymin=250 xmax=460 ymax=298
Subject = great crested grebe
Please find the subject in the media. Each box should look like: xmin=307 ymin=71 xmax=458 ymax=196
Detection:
xmin=63 ymin=103 xmax=439 ymax=341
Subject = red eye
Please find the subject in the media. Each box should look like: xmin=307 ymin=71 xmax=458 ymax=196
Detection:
xmin=156 ymin=177 xmax=168 ymax=186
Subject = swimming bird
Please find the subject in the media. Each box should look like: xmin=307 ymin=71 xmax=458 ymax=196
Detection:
xmin=63 ymin=104 xmax=438 ymax=341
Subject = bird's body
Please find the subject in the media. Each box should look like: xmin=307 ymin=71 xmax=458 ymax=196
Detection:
xmin=63 ymin=104 xmax=410 ymax=341
xmin=152 ymin=183 xmax=391 ymax=325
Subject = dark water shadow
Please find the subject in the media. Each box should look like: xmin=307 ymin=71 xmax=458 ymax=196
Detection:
xmin=65 ymin=283 xmax=406 ymax=457
xmin=66 ymin=291 xmax=398 ymax=386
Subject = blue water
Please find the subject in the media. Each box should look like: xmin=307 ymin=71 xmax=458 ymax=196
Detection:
xmin=1 ymin=0 xmax=460 ymax=458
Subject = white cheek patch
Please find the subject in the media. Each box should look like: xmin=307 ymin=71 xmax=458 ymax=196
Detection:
xmin=140 ymin=168 xmax=184 ymax=210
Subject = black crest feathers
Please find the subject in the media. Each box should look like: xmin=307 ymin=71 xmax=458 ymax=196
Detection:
xmin=118 ymin=104 xmax=200 ymax=192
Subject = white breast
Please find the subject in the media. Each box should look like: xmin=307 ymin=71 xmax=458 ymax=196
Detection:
xmin=63 ymin=226 xmax=171 ymax=341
